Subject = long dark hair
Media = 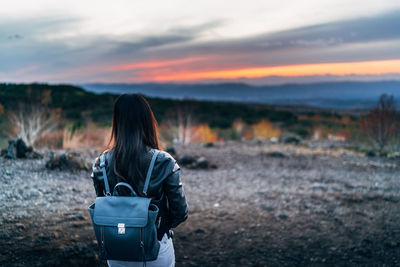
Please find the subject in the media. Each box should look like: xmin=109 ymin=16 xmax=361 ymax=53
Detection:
xmin=101 ymin=94 xmax=161 ymax=195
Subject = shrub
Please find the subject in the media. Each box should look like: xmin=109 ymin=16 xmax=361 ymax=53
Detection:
xmin=360 ymin=94 xmax=396 ymax=151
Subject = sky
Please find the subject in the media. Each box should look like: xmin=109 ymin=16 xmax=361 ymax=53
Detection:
xmin=1 ymin=0 xmax=400 ymax=85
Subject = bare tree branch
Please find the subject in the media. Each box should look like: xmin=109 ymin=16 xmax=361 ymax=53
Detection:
xmin=164 ymin=103 xmax=199 ymax=144
xmin=6 ymin=102 xmax=60 ymax=146
xmin=360 ymin=94 xmax=396 ymax=151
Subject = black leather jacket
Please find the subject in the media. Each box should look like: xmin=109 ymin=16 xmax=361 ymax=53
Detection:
xmin=90 ymin=147 xmax=189 ymax=241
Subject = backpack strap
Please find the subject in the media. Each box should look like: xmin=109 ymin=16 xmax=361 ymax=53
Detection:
xmin=99 ymin=148 xmax=159 ymax=197
xmin=143 ymin=149 xmax=160 ymax=196
xmin=99 ymin=150 xmax=111 ymax=196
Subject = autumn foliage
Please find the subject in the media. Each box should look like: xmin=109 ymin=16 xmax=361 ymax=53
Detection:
xmin=232 ymin=118 xmax=281 ymax=140
xmin=251 ymin=119 xmax=281 ymax=139
xmin=360 ymin=94 xmax=397 ymax=150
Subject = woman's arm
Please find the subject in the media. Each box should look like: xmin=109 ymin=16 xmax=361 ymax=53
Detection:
xmin=163 ymin=160 xmax=189 ymax=228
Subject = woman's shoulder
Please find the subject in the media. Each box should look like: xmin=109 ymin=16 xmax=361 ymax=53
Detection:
xmin=90 ymin=149 xmax=113 ymax=180
xmin=154 ymin=148 xmax=175 ymax=161
xmin=91 ymin=149 xmax=111 ymax=167
xmin=91 ymin=147 xmax=178 ymax=179
xmin=153 ymin=148 xmax=180 ymax=176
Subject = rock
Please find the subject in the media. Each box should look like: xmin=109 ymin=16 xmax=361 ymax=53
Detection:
xmin=270 ymin=137 xmax=279 ymax=144
xmin=0 ymin=148 xmax=6 ymax=157
xmin=178 ymin=154 xmax=197 ymax=166
xmin=26 ymin=150 xmax=43 ymax=159
xmin=204 ymin=142 xmax=214 ymax=147
xmin=178 ymin=235 xmax=187 ymax=241
xmin=4 ymin=140 xmax=17 ymax=159
xmin=261 ymin=205 xmax=275 ymax=212
xmin=15 ymin=223 xmax=25 ymax=230
xmin=392 ymin=151 xmax=400 ymax=159
xmin=196 ymin=157 xmax=209 ymax=168
xmin=311 ymin=183 xmax=327 ymax=191
xmin=197 ymin=157 xmax=217 ymax=169
xmin=264 ymin=151 xmax=287 ymax=158
xmin=45 ymin=152 xmax=90 ymax=172
xmin=165 ymin=146 xmax=176 ymax=157
xmin=194 ymin=228 xmax=205 ymax=234
xmin=278 ymin=214 xmax=288 ymax=220
xmin=365 ymin=151 xmax=376 ymax=157
xmin=37 ymin=234 xmax=51 ymax=241
xmin=63 ymin=212 xmax=85 ymax=221
xmin=210 ymin=163 xmax=218 ymax=169
xmin=1 ymin=139 xmax=43 ymax=159
xmin=178 ymin=154 xmax=217 ymax=169
xmin=281 ymin=136 xmax=301 ymax=145
xmin=15 ymin=139 xmax=30 ymax=158
xmin=379 ymin=151 xmax=388 ymax=158
xmin=23 ymin=188 xmax=41 ymax=199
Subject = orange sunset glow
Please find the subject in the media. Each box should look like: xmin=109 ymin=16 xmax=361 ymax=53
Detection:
xmin=2 ymin=0 xmax=400 ymax=84
xmin=143 ymin=59 xmax=400 ymax=82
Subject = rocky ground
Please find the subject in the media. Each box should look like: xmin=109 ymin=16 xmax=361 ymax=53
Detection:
xmin=1 ymin=139 xmax=400 ymax=267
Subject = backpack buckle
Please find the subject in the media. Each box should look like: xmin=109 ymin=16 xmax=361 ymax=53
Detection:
xmin=118 ymin=223 xmax=125 ymax=234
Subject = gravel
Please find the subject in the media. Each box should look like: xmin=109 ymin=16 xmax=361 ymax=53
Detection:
xmin=1 ymin=139 xmax=399 ymax=266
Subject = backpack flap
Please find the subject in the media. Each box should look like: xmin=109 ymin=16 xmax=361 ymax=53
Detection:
xmin=93 ymin=196 xmax=151 ymax=227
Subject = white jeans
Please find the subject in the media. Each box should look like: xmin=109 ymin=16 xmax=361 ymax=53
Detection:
xmin=107 ymin=233 xmax=175 ymax=267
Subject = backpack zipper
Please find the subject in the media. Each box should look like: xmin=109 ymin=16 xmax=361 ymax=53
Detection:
xmin=140 ymin=227 xmax=144 ymax=247
xmin=140 ymin=227 xmax=146 ymax=266
xmin=100 ymin=226 xmax=105 ymax=255
xmin=157 ymin=216 xmax=161 ymax=229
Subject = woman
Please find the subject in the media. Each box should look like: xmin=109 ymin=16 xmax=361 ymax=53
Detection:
xmin=90 ymin=94 xmax=189 ymax=267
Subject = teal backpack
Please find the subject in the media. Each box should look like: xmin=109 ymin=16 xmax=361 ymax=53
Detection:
xmin=88 ymin=149 xmax=161 ymax=265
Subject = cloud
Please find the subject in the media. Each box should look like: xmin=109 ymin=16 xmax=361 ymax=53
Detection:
xmin=154 ymin=9 xmax=400 ymax=59
xmin=105 ymin=20 xmax=224 ymax=58
xmin=7 ymin=34 xmax=23 ymax=40
xmin=1 ymin=10 xmax=400 ymax=83
xmin=258 ymin=10 xmax=400 ymax=48
xmin=107 ymin=34 xmax=195 ymax=56
xmin=0 ymin=16 xmax=82 ymax=40
xmin=0 ymin=17 xmax=223 ymax=70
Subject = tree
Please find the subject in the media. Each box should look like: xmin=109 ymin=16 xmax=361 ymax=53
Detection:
xmin=360 ymin=94 xmax=396 ymax=151
xmin=5 ymin=102 xmax=61 ymax=146
xmin=251 ymin=119 xmax=281 ymax=139
xmin=190 ymin=123 xmax=219 ymax=143
xmin=164 ymin=103 xmax=200 ymax=144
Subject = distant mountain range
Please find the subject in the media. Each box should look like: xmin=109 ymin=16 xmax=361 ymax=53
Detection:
xmin=79 ymin=81 xmax=400 ymax=110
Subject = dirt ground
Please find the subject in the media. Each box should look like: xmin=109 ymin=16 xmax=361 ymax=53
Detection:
xmin=1 ymin=140 xmax=400 ymax=266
